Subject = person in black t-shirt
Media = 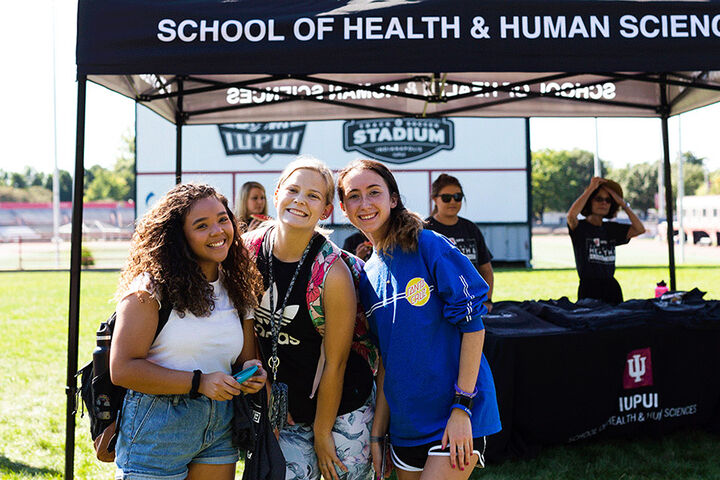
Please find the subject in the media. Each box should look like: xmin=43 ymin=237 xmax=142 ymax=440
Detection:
xmin=567 ymin=177 xmax=646 ymax=305
xmin=425 ymin=174 xmax=494 ymax=312
xmin=342 ymin=230 xmax=372 ymax=261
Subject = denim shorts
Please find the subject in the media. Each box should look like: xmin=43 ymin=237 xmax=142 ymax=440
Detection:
xmin=115 ymin=390 xmax=238 ymax=480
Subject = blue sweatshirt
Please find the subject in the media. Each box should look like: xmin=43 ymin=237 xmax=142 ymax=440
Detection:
xmin=359 ymin=229 xmax=501 ymax=446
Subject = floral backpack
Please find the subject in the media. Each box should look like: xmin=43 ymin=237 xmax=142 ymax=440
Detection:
xmin=243 ymin=226 xmax=379 ymax=394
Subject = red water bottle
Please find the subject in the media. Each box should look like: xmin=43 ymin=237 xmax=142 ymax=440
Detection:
xmin=655 ymin=280 xmax=669 ymax=298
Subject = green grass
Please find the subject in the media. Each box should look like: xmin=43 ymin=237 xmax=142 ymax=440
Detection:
xmin=493 ymin=265 xmax=720 ymax=303
xmin=1 ymin=270 xmax=718 ymax=480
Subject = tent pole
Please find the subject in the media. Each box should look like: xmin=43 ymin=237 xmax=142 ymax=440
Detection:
xmin=659 ymin=77 xmax=676 ymax=290
xmin=175 ymin=77 xmax=184 ymax=184
xmin=525 ymin=117 xmax=532 ymax=268
xmin=65 ymin=73 xmax=87 ymax=480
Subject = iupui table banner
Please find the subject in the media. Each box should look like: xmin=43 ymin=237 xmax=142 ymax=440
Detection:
xmin=482 ymin=293 xmax=720 ymax=459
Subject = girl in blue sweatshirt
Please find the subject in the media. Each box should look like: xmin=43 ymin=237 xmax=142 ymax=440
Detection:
xmin=337 ymin=160 xmax=501 ymax=480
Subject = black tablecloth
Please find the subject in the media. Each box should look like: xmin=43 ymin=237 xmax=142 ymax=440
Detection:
xmin=483 ymin=293 xmax=720 ymax=460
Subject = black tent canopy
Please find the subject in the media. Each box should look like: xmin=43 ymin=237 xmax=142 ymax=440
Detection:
xmin=69 ymin=0 xmax=720 ymax=477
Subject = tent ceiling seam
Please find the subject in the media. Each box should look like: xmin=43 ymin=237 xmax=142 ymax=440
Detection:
xmin=434 ymin=89 xmax=658 ymax=116
xmin=141 ymin=74 xmax=288 ymax=101
xmin=185 ymin=92 xmax=413 ymax=119
xmin=600 ymin=72 xmax=720 ymax=93
xmin=132 ymin=71 xmax=706 ymax=119
xmin=669 ymin=71 xmax=710 ymax=108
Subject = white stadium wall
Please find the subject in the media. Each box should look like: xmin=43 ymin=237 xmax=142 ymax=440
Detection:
xmin=136 ymin=105 xmax=530 ymax=262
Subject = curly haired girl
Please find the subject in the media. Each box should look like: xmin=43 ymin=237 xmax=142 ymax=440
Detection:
xmin=110 ymin=183 xmax=266 ymax=480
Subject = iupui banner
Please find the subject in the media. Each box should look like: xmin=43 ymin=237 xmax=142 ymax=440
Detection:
xmin=78 ymin=0 xmax=720 ymax=74
xmin=218 ymin=122 xmax=306 ymax=162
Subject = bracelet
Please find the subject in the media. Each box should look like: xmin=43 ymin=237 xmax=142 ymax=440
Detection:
xmin=189 ymin=370 xmax=202 ymax=399
xmin=451 ymin=403 xmax=473 ymax=418
xmin=369 ymin=435 xmax=385 ymax=443
xmin=454 ymin=383 xmax=478 ymax=398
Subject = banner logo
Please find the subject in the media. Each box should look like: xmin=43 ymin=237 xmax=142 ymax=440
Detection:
xmin=623 ymin=348 xmax=653 ymax=389
xmin=343 ymin=118 xmax=454 ymax=164
xmin=405 ymin=277 xmax=431 ymax=307
xmin=218 ymin=122 xmax=306 ymax=163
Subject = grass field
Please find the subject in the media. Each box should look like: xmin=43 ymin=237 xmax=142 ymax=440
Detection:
xmin=1 ymin=268 xmax=719 ymax=480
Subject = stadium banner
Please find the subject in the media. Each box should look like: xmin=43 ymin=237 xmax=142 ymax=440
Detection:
xmin=136 ymin=105 xmax=528 ymax=225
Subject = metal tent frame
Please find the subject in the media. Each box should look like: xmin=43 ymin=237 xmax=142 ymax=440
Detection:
xmin=68 ymin=1 xmax=720 ymax=477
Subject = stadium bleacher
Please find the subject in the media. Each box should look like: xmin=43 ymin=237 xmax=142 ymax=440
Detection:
xmin=0 ymin=202 xmax=135 ymax=241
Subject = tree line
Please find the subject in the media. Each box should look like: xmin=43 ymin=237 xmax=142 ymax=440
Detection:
xmin=0 ymin=133 xmax=135 ymax=203
xmin=2 ymin=135 xmax=718 ymax=220
xmin=531 ymin=149 xmax=719 ymax=220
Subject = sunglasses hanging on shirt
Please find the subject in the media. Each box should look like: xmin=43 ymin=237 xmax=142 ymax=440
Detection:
xmin=439 ymin=193 xmax=464 ymax=203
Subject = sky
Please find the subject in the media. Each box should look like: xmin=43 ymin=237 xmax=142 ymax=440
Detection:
xmin=2 ymin=1 xmax=720 ymax=176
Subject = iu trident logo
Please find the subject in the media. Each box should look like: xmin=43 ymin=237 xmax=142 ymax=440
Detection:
xmin=623 ymin=347 xmax=653 ymax=389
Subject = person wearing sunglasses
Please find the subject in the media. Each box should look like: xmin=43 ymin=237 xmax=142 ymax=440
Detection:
xmin=567 ymin=177 xmax=646 ymax=305
xmin=425 ymin=174 xmax=494 ymax=312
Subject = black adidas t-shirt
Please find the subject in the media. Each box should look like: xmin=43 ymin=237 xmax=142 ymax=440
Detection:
xmin=569 ymin=219 xmax=630 ymax=280
xmin=255 ymin=234 xmax=372 ymax=423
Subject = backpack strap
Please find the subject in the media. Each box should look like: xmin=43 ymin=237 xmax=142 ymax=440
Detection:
xmin=156 ymin=301 xmax=173 ymax=340
xmin=106 ymin=294 xmax=173 ymax=341
xmin=308 ymin=239 xmax=379 ymax=399
xmin=108 ymin=299 xmax=172 ymax=452
xmin=242 ymin=225 xmax=272 ymax=261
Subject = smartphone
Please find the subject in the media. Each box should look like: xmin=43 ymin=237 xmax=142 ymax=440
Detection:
xmin=250 ymin=214 xmax=272 ymax=221
xmin=233 ymin=364 xmax=259 ymax=383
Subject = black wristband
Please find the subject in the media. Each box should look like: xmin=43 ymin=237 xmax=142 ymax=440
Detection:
xmin=453 ymin=393 xmax=474 ymax=411
xmin=189 ymin=370 xmax=202 ymax=399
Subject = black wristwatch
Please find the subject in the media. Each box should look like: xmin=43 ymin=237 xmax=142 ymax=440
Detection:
xmin=189 ymin=370 xmax=202 ymax=399
xmin=453 ymin=393 xmax=474 ymax=411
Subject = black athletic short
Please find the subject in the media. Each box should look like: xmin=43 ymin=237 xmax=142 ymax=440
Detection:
xmin=389 ymin=437 xmax=486 ymax=471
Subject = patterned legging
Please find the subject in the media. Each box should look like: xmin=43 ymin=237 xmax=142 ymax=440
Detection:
xmin=278 ymin=391 xmax=375 ymax=480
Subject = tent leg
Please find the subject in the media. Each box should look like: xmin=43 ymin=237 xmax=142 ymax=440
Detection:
xmin=65 ymin=74 xmax=87 ymax=480
xmin=660 ymin=113 xmax=676 ymax=291
xmin=175 ymin=78 xmax=184 ymax=184
xmin=525 ymin=117 xmax=532 ymax=267
xmin=175 ymin=122 xmax=182 ymax=184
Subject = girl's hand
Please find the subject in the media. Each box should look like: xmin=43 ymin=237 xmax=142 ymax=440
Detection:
xmin=588 ymin=177 xmax=606 ymax=191
xmin=605 ymin=186 xmax=624 ymax=205
xmin=442 ymin=409 xmax=474 ymax=471
xmin=237 ymin=360 xmax=267 ymax=394
xmin=370 ymin=438 xmax=392 ymax=479
xmin=355 ymin=241 xmax=372 ymax=261
xmin=314 ymin=431 xmax=347 ymax=480
xmin=198 ymin=371 xmax=242 ymax=401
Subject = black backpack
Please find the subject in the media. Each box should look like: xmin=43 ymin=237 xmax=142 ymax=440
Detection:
xmin=77 ymin=303 xmax=172 ymax=462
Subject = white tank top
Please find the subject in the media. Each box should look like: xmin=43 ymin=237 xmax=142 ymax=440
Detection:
xmin=122 ymin=273 xmax=252 ymax=374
